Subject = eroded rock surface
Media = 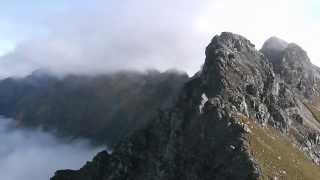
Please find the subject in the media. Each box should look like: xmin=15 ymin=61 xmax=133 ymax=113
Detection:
xmin=51 ymin=32 xmax=320 ymax=180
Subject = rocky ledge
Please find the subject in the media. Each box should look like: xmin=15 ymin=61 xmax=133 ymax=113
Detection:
xmin=51 ymin=32 xmax=320 ymax=180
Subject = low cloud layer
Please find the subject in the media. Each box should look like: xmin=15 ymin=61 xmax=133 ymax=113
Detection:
xmin=0 ymin=117 xmax=103 ymax=180
xmin=0 ymin=0 xmax=319 ymax=78
xmin=0 ymin=0 xmax=208 ymax=77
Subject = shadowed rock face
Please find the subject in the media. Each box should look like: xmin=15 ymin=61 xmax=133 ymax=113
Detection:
xmin=51 ymin=32 xmax=320 ymax=180
xmin=261 ymin=36 xmax=288 ymax=66
xmin=0 ymin=70 xmax=188 ymax=145
xmin=261 ymin=37 xmax=320 ymax=99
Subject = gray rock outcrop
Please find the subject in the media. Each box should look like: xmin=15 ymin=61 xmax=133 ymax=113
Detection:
xmin=51 ymin=32 xmax=320 ymax=180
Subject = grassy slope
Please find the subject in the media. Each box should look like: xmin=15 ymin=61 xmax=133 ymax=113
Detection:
xmin=237 ymin=114 xmax=320 ymax=180
xmin=306 ymin=105 xmax=320 ymax=124
xmin=305 ymin=97 xmax=320 ymax=124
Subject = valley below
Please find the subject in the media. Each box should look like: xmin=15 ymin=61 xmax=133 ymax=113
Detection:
xmin=0 ymin=116 xmax=103 ymax=180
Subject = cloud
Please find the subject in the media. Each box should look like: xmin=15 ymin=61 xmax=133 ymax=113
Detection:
xmin=0 ymin=0 xmax=319 ymax=78
xmin=196 ymin=0 xmax=320 ymax=64
xmin=0 ymin=117 xmax=103 ymax=180
xmin=0 ymin=0 xmax=208 ymax=77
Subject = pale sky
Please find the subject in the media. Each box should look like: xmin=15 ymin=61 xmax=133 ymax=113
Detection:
xmin=0 ymin=0 xmax=319 ymax=77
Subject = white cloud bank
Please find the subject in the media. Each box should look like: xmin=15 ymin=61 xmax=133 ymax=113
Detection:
xmin=0 ymin=117 xmax=103 ymax=180
xmin=0 ymin=0 xmax=319 ymax=77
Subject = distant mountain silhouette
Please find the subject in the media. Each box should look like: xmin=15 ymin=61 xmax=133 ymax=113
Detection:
xmin=0 ymin=70 xmax=187 ymax=145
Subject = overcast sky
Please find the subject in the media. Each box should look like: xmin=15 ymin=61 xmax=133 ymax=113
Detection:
xmin=0 ymin=0 xmax=319 ymax=77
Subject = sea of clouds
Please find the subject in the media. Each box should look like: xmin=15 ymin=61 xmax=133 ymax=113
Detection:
xmin=0 ymin=116 xmax=104 ymax=180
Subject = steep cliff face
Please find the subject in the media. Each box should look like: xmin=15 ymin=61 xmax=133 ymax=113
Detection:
xmin=51 ymin=32 xmax=320 ymax=180
xmin=261 ymin=37 xmax=320 ymax=99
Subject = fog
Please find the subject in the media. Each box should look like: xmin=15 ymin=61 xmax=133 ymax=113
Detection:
xmin=0 ymin=0 xmax=318 ymax=78
xmin=0 ymin=0 xmax=208 ymax=78
xmin=0 ymin=116 xmax=104 ymax=180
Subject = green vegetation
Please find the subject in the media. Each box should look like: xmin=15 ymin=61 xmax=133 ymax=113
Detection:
xmin=237 ymin=115 xmax=320 ymax=180
xmin=0 ymin=70 xmax=188 ymax=145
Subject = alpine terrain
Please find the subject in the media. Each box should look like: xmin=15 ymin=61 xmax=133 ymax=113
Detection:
xmin=51 ymin=32 xmax=320 ymax=180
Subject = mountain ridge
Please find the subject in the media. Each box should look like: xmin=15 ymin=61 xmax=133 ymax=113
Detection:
xmin=50 ymin=32 xmax=320 ymax=179
xmin=0 ymin=70 xmax=188 ymax=145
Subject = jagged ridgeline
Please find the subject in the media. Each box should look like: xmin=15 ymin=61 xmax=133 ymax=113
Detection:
xmin=52 ymin=32 xmax=320 ymax=180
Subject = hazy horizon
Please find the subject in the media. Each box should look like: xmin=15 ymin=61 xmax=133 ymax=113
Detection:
xmin=0 ymin=0 xmax=319 ymax=78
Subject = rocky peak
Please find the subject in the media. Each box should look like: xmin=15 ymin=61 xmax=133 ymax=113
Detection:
xmin=261 ymin=37 xmax=320 ymax=98
xmin=261 ymin=37 xmax=311 ymax=69
xmin=283 ymin=43 xmax=311 ymax=65
xmin=260 ymin=36 xmax=288 ymax=67
xmin=206 ymin=32 xmax=255 ymax=55
xmin=51 ymin=32 xmax=320 ymax=180
xmin=262 ymin=36 xmax=288 ymax=51
xmin=202 ymin=32 xmax=274 ymax=100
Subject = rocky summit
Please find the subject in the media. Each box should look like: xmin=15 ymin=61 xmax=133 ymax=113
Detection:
xmin=51 ymin=32 xmax=320 ymax=180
